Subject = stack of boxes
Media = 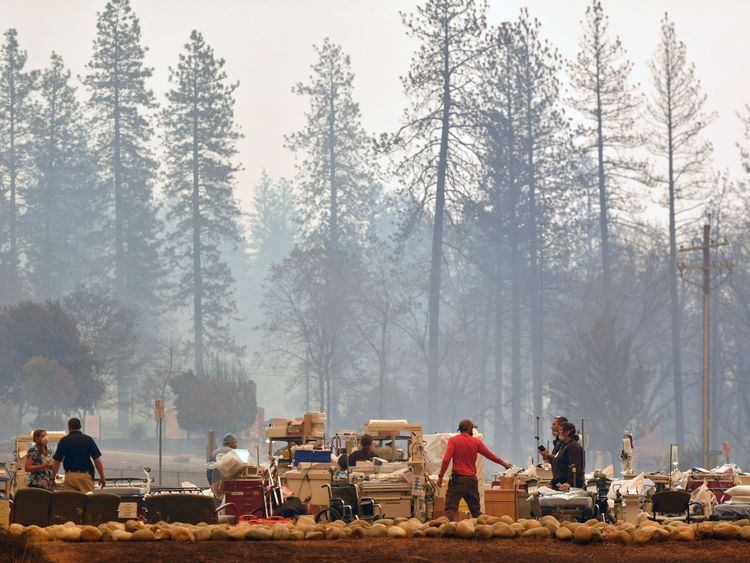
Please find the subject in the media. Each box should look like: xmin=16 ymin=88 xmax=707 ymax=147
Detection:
xmin=267 ymin=412 xmax=327 ymax=439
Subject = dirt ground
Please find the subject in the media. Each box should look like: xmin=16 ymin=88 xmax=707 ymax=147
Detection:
xmin=25 ymin=538 xmax=750 ymax=563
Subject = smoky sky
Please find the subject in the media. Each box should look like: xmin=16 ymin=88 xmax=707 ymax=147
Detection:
xmin=4 ymin=0 xmax=748 ymax=216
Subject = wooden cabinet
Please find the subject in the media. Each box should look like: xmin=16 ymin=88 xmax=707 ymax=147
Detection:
xmin=484 ymin=489 xmax=516 ymax=519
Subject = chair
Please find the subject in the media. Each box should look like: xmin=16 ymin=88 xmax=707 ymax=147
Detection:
xmin=649 ymin=490 xmax=702 ymax=523
xmin=84 ymin=493 xmax=121 ymax=525
xmin=10 ymin=488 xmax=52 ymax=526
xmin=315 ymin=483 xmax=381 ymax=523
xmin=145 ymin=494 xmax=217 ymax=524
xmin=49 ymin=490 xmax=87 ymax=524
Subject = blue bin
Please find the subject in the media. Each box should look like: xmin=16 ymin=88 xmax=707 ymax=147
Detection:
xmin=293 ymin=449 xmax=332 ymax=465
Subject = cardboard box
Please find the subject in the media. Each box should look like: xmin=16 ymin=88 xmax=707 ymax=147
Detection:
xmin=432 ymin=496 xmax=445 ymax=518
xmin=498 ymin=476 xmax=516 ymax=489
xmin=378 ymin=496 xmax=412 ymax=519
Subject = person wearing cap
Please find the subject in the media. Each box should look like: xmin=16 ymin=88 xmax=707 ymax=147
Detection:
xmin=206 ymin=433 xmax=238 ymax=486
xmin=437 ymin=419 xmax=511 ymax=521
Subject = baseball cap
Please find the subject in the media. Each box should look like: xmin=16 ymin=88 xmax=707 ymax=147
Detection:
xmin=458 ymin=419 xmax=476 ymax=432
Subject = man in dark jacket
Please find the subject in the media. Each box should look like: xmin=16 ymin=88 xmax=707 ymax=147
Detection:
xmin=338 ymin=434 xmax=376 ymax=470
xmin=550 ymin=422 xmax=585 ymax=490
xmin=540 ymin=416 xmax=568 ymax=461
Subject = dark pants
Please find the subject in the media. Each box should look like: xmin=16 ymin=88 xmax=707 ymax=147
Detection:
xmin=445 ymin=474 xmax=481 ymax=521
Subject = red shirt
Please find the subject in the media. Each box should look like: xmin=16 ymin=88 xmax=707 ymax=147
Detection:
xmin=438 ymin=432 xmax=507 ymax=478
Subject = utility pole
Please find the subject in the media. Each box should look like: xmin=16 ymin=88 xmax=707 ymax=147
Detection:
xmin=678 ymin=223 xmax=731 ymax=468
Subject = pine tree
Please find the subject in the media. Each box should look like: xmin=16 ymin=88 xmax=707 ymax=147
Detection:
xmin=479 ymin=21 xmax=525 ymax=455
xmin=568 ymin=0 xmax=643 ymax=313
xmin=516 ymin=9 xmax=575 ymax=426
xmin=648 ymin=13 xmax=714 ymax=447
xmin=26 ymin=53 xmax=98 ymax=299
xmin=283 ymin=38 xmax=379 ymax=423
xmin=163 ymin=30 xmax=243 ymax=377
xmin=248 ymin=170 xmax=295 ymax=268
xmin=0 ymin=29 xmax=37 ymax=303
xmin=287 ymin=38 xmax=378 ymax=249
xmin=84 ymin=0 xmax=163 ymax=432
xmin=392 ymin=0 xmax=485 ymax=431
xmin=84 ymin=0 xmax=162 ymax=312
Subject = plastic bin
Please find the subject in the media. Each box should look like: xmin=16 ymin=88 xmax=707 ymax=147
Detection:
xmin=293 ymin=450 xmax=332 ymax=465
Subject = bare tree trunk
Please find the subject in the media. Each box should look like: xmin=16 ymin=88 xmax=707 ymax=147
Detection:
xmin=524 ymin=56 xmax=543 ymax=419
xmin=503 ymin=52 xmax=522 ymax=459
xmin=192 ymin=83 xmax=204 ymax=377
xmin=493 ymin=256 xmax=504 ymax=452
xmin=477 ymin=299 xmax=492 ymax=429
xmin=8 ymin=68 xmax=20 ymax=301
xmin=112 ymin=42 xmax=131 ymax=430
xmin=41 ymin=171 xmax=52 ymax=298
xmin=113 ymin=40 xmax=125 ymax=300
xmin=327 ymin=78 xmax=338 ymax=426
xmin=318 ymin=360 xmax=325 ymax=414
xmin=666 ymin=74 xmax=685 ymax=446
xmin=595 ymin=55 xmax=611 ymax=314
xmin=510 ymin=195 xmax=522 ymax=459
xmin=378 ymin=300 xmax=390 ymax=419
xmin=427 ymin=27 xmax=451 ymax=432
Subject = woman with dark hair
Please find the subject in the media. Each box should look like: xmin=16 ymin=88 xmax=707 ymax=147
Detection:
xmin=550 ymin=422 xmax=585 ymax=491
xmin=25 ymin=429 xmax=54 ymax=490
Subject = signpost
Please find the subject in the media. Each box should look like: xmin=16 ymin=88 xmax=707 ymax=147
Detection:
xmin=155 ymin=400 xmax=165 ymax=486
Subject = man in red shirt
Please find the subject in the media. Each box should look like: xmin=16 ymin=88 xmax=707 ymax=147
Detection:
xmin=437 ymin=419 xmax=511 ymax=521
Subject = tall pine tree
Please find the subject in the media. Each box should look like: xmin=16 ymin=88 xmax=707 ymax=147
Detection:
xmin=480 ymin=21 xmax=525 ymax=455
xmin=26 ymin=53 xmax=98 ymax=299
xmin=248 ymin=170 xmax=295 ymax=268
xmin=516 ymin=9 xmax=575 ymax=425
xmin=84 ymin=0 xmax=162 ymax=311
xmin=84 ymin=0 xmax=162 ymax=429
xmin=648 ymin=13 xmax=713 ymax=447
xmin=568 ymin=0 xmax=643 ymax=314
xmin=283 ymin=38 xmax=379 ymax=423
xmin=163 ymin=30 xmax=243 ymax=377
xmin=393 ymin=0 xmax=485 ymax=431
xmin=0 ymin=29 xmax=37 ymax=303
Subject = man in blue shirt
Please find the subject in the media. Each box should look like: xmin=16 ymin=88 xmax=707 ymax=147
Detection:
xmin=51 ymin=417 xmax=105 ymax=492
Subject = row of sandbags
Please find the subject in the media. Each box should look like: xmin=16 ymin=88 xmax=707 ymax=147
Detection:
xmin=3 ymin=514 xmax=750 ymax=544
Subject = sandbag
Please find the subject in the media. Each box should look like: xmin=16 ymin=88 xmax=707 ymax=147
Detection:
xmin=573 ymin=526 xmax=592 ymax=544
xmin=387 ymin=526 xmax=407 ymax=538
xmin=492 ymin=523 xmax=516 ymax=538
xmin=522 ymin=527 xmax=551 ymax=539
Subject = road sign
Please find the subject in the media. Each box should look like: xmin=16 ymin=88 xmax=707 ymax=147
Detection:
xmin=155 ymin=399 xmax=165 ymax=420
